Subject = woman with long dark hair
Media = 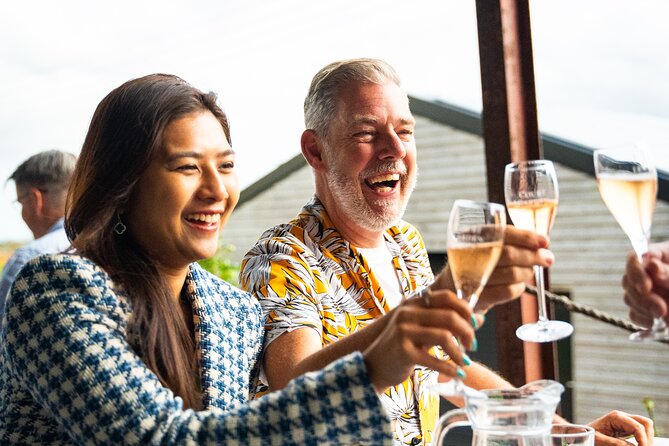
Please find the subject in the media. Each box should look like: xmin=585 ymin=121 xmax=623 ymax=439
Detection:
xmin=0 ymin=74 xmax=479 ymax=444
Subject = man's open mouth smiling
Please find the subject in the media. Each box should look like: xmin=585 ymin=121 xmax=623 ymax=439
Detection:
xmin=365 ymin=173 xmax=400 ymax=193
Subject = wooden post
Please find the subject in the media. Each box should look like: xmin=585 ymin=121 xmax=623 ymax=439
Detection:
xmin=475 ymin=0 xmax=558 ymax=385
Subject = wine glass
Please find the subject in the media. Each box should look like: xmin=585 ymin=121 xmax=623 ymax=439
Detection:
xmin=504 ymin=160 xmax=574 ymax=342
xmin=447 ymin=199 xmax=506 ymax=309
xmin=445 ymin=199 xmax=506 ymax=393
xmin=550 ymin=424 xmax=594 ymax=446
xmin=593 ymin=144 xmax=668 ymax=341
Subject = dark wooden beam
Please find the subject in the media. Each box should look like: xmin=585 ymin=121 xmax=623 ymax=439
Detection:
xmin=475 ymin=0 xmax=558 ymax=386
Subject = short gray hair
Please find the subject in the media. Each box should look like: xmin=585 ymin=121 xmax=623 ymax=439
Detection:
xmin=304 ymin=58 xmax=402 ymax=139
xmin=9 ymin=149 xmax=77 ymax=192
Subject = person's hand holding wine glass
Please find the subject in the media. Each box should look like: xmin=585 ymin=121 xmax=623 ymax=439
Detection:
xmin=594 ymin=143 xmax=668 ymax=342
xmin=623 ymin=240 xmax=669 ymax=329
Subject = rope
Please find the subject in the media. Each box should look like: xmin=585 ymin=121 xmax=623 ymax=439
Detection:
xmin=524 ymin=284 xmax=669 ymax=345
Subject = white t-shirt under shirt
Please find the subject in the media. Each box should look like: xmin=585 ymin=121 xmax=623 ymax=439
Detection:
xmin=357 ymin=245 xmax=404 ymax=309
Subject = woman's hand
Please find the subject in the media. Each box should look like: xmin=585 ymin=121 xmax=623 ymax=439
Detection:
xmin=362 ymin=288 xmax=483 ymax=393
xmin=588 ymin=410 xmax=654 ymax=445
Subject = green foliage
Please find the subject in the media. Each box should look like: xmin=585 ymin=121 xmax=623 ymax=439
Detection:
xmin=642 ymin=397 xmax=663 ymax=437
xmin=642 ymin=397 xmax=655 ymax=420
xmin=198 ymin=243 xmax=240 ymax=286
xmin=0 ymin=242 xmax=22 ymax=275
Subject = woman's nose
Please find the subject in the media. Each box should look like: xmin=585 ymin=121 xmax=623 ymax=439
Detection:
xmin=200 ymin=169 xmax=229 ymax=201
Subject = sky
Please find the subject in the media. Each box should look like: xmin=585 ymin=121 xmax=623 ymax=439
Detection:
xmin=1 ymin=0 xmax=668 ymax=242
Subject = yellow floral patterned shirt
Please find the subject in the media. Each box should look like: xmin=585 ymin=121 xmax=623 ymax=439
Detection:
xmin=240 ymin=197 xmax=439 ymax=446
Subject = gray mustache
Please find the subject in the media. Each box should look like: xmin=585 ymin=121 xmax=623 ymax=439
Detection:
xmin=361 ymin=162 xmax=407 ymax=177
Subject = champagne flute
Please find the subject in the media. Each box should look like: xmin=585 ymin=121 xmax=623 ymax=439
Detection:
xmin=447 ymin=201 xmax=505 ymax=390
xmin=428 ymin=200 xmax=506 ymax=397
xmin=504 ymin=160 xmax=574 ymax=342
xmin=447 ymin=200 xmax=506 ymax=310
xmin=444 ymin=200 xmax=505 ymax=393
xmin=434 ymin=200 xmax=506 ymax=398
xmin=593 ymin=144 xmax=668 ymax=341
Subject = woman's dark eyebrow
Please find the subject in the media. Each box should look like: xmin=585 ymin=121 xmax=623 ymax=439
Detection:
xmin=166 ymin=149 xmax=235 ymax=162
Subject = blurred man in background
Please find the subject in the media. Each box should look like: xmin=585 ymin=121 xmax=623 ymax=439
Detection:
xmin=0 ymin=150 xmax=76 ymax=324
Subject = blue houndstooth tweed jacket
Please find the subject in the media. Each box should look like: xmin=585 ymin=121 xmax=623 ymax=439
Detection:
xmin=0 ymin=254 xmax=392 ymax=445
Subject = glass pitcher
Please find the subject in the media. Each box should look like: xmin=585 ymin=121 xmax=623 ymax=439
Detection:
xmin=432 ymin=380 xmax=564 ymax=446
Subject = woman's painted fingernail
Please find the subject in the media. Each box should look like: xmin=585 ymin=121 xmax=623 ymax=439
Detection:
xmin=456 ymin=367 xmax=467 ymax=379
xmin=462 ymin=353 xmax=472 ymax=366
xmin=471 ymin=337 xmax=478 ymax=352
xmin=470 ymin=315 xmax=479 ymax=330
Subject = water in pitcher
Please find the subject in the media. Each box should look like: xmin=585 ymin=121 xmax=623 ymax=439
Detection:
xmin=433 ymin=380 xmax=564 ymax=446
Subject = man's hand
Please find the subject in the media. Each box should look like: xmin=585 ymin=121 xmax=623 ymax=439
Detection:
xmin=588 ymin=410 xmax=654 ymax=445
xmin=435 ymin=226 xmax=554 ymax=313
xmin=622 ymin=241 xmax=669 ymax=328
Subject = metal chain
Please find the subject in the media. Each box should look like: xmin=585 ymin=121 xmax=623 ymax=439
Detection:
xmin=524 ymin=284 xmax=669 ymax=345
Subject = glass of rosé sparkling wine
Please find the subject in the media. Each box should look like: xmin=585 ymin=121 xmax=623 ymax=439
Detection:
xmin=445 ymin=199 xmax=506 ymax=394
xmin=594 ymin=143 xmax=668 ymax=342
xmin=504 ymin=160 xmax=574 ymax=343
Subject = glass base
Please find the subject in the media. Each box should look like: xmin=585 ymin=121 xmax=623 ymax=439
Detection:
xmin=516 ymin=320 xmax=574 ymax=343
xmin=629 ymin=327 xmax=669 ymax=342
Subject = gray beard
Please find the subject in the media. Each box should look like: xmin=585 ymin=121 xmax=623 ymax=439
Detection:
xmin=326 ymin=165 xmax=416 ymax=232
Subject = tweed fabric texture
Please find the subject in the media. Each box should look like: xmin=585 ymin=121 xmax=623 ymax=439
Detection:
xmin=0 ymin=253 xmax=392 ymax=445
xmin=0 ymin=218 xmax=70 ymax=327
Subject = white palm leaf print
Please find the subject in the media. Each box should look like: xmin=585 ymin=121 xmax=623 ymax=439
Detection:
xmin=381 ymin=385 xmax=421 ymax=445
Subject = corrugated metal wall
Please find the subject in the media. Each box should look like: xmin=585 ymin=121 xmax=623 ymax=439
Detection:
xmin=224 ymin=165 xmax=314 ymax=261
xmin=223 ymin=114 xmax=669 ymax=431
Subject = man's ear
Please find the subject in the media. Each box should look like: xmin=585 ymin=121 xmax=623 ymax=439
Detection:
xmin=31 ymin=187 xmax=45 ymax=216
xmin=301 ymin=130 xmax=327 ymax=171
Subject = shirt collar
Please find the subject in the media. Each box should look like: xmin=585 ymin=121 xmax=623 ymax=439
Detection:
xmin=47 ymin=218 xmax=65 ymax=234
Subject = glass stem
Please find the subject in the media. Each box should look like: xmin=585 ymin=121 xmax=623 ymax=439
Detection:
xmin=633 ymin=240 xmax=649 ymax=264
xmin=454 ymin=289 xmax=473 ymax=391
xmin=534 ymin=265 xmax=549 ymax=326
xmin=652 ymin=317 xmax=668 ymax=332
